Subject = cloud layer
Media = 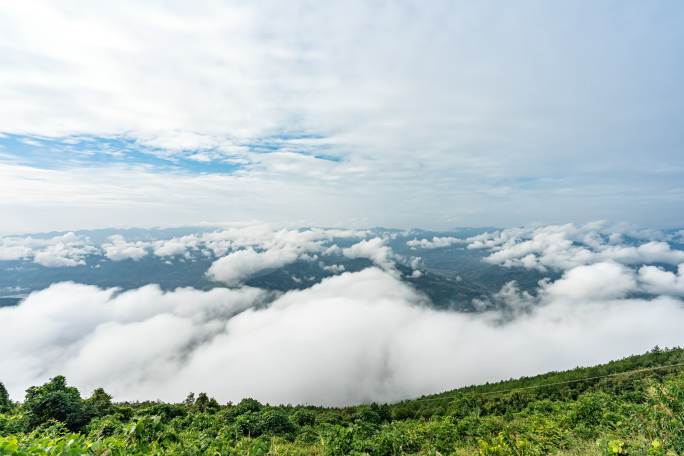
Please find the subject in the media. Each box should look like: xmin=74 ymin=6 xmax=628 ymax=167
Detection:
xmin=0 ymin=232 xmax=96 ymax=266
xmin=468 ymin=223 xmax=684 ymax=271
xmin=0 ymin=225 xmax=373 ymax=270
xmin=2 ymin=261 xmax=684 ymax=406
xmin=0 ymin=2 xmax=683 ymax=231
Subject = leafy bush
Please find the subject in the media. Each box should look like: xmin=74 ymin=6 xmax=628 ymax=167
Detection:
xmin=1 ymin=348 xmax=684 ymax=455
xmin=23 ymin=376 xmax=88 ymax=432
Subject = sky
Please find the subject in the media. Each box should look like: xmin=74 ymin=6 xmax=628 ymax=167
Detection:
xmin=1 ymin=1 xmax=683 ymax=233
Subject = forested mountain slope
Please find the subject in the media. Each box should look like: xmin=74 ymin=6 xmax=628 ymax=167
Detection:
xmin=1 ymin=347 xmax=684 ymax=455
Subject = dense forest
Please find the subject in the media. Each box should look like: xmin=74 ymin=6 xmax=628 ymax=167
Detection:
xmin=1 ymin=347 xmax=684 ymax=455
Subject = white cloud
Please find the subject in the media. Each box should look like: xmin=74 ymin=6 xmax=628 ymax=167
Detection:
xmin=472 ymin=280 xmax=537 ymax=313
xmin=601 ymin=242 xmax=684 ymax=266
xmin=342 ymin=237 xmax=396 ymax=271
xmin=0 ymin=2 xmax=682 ymax=231
xmin=153 ymin=235 xmax=199 ymax=258
xmin=674 ymin=230 xmax=684 ymax=244
xmin=469 ymin=223 xmax=684 ymax=272
xmin=0 ymin=282 xmax=269 ymax=399
xmin=0 ymin=232 xmax=96 ymax=267
xmin=34 ymin=249 xmax=84 ymax=267
xmin=406 ymin=236 xmax=465 ymax=249
xmin=0 ymin=225 xmax=372 ymax=274
xmin=0 ymin=243 xmax=32 ymax=261
xmin=2 ymin=264 xmax=684 ymax=406
xmin=204 ymin=226 xmax=365 ymax=284
xmin=207 ymin=247 xmax=300 ymax=286
xmin=185 ymin=225 xmax=364 ymax=259
xmin=321 ymin=263 xmax=346 ymax=274
xmin=102 ymin=235 xmax=148 ymax=261
xmin=638 ymin=264 xmax=684 ymax=296
xmin=543 ymin=262 xmax=637 ymax=301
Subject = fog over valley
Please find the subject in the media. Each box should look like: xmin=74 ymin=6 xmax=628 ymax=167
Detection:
xmin=2 ymin=223 xmax=684 ymax=405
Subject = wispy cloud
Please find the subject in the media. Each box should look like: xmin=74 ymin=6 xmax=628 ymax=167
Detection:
xmin=0 ymin=2 xmax=682 ymax=230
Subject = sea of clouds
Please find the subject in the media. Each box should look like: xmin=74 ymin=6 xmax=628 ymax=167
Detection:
xmin=2 ymin=222 xmax=684 ymax=406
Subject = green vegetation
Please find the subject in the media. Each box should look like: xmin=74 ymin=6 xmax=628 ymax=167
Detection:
xmin=2 ymin=347 xmax=684 ymax=455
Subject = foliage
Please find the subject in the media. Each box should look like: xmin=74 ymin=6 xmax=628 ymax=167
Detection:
xmin=22 ymin=376 xmax=89 ymax=432
xmin=0 ymin=383 xmax=11 ymax=414
xmin=1 ymin=347 xmax=684 ymax=455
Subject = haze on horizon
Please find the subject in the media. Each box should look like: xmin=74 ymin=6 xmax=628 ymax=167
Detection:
xmin=1 ymin=1 xmax=683 ymax=234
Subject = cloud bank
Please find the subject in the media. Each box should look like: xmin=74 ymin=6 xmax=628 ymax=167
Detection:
xmin=407 ymin=236 xmax=465 ymax=250
xmin=0 ymin=232 xmax=96 ymax=267
xmin=2 ymin=262 xmax=684 ymax=406
xmin=102 ymin=235 xmax=148 ymax=261
xmin=468 ymin=223 xmax=684 ymax=271
xmin=0 ymin=225 xmax=371 ymax=271
xmin=207 ymin=247 xmax=301 ymax=286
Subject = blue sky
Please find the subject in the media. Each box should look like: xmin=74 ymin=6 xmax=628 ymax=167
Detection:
xmin=0 ymin=134 xmax=241 ymax=173
xmin=0 ymin=132 xmax=339 ymax=174
xmin=0 ymin=1 xmax=682 ymax=233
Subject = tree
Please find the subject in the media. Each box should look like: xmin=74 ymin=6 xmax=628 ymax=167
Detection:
xmin=235 ymin=411 xmax=263 ymax=437
xmin=0 ymin=381 xmax=11 ymax=413
xmin=354 ymin=406 xmax=381 ymax=425
xmin=183 ymin=392 xmax=196 ymax=407
xmin=85 ymin=387 xmax=113 ymax=417
xmin=194 ymin=392 xmax=220 ymax=412
xmin=234 ymin=397 xmax=262 ymax=415
xmin=292 ymin=409 xmax=316 ymax=426
xmin=260 ymin=408 xmax=295 ymax=436
xmin=23 ymin=376 xmax=88 ymax=431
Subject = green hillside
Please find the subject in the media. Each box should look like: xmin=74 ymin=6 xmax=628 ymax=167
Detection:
xmin=2 ymin=347 xmax=684 ymax=455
